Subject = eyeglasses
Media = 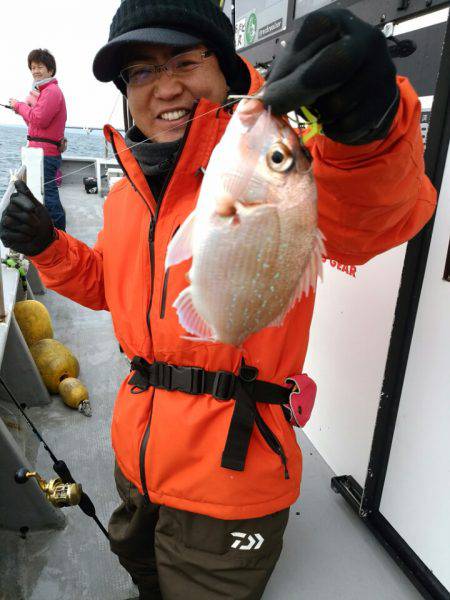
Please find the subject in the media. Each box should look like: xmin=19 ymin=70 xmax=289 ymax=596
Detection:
xmin=120 ymin=49 xmax=214 ymax=87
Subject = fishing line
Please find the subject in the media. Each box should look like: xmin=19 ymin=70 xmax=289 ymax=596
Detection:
xmin=13 ymin=91 xmax=320 ymax=189
xmin=39 ymin=95 xmax=262 ymax=188
xmin=105 ymin=92 xmax=122 ymax=125
xmin=0 ymin=376 xmax=109 ymax=540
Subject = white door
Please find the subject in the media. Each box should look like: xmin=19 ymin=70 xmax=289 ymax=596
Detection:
xmin=379 ymin=145 xmax=450 ymax=591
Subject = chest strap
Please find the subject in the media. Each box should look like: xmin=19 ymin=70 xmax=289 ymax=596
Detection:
xmin=129 ymin=357 xmax=291 ymax=473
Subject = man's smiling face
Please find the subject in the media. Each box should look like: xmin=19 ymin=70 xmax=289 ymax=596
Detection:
xmin=124 ymin=43 xmax=229 ymax=143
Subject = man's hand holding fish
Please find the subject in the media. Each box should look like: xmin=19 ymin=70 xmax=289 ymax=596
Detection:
xmin=262 ymin=8 xmax=399 ymax=145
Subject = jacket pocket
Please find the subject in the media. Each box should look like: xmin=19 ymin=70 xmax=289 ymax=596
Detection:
xmin=160 ymin=268 xmax=170 ymax=319
xmin=160 ymin=224 xmax=180 ymax=319
xmin=255 ymin=408 xmax=290 ymax=480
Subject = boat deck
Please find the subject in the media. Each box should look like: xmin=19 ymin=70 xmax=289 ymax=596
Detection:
xmin=0 ymin=158 xmax=423 ymax=600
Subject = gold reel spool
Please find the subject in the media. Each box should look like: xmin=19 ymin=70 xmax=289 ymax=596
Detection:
xmin=15 ymin=468 xmax=82 ymax=508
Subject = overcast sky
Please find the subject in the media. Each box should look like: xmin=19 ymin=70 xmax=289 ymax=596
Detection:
xmin=0 ymin=1 xmax=124 ymax=129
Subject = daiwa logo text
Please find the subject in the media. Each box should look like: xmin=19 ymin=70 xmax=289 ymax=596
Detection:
xmin=231 ymin=532 xmax=264 ymax=550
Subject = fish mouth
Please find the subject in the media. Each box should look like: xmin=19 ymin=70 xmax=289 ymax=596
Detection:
xmin=218 ymin=199 xmax=266 ymax=227
xmin=214 ymin=196 xmax=264 ymax=220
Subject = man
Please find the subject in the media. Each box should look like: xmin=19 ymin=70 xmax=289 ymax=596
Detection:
xmin=9 ymin=48 xmax=67 ymax=231
xmin=0 ymin=2 xmax=436 ymax=599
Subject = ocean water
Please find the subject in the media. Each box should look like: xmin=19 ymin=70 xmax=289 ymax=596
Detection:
xmin=0 ymin=124 xmax=114 ymax=196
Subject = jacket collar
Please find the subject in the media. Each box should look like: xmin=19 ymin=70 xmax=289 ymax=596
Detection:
xmin=34 ymin=78 xmax=58 ymax=91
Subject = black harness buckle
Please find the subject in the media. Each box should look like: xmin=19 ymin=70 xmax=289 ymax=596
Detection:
xmin=212 ymin=371 xmax=235 ymax=401
xmin=189 ymin=367 xmax=206 ymax=395
xmin=170 ymin=365 xmax=205 ymax=394
xmin=154 ymin=362 xmax=205 ymax=395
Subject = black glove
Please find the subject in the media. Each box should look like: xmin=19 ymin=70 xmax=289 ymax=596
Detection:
xmin=263 ymin=8 xmax=399 ymax=145
xmin=0 ymin=180 xmax=56 ymax=256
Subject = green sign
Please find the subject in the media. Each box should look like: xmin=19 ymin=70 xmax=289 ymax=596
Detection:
xmin=245 ymin=12 xmax=257 ymax=46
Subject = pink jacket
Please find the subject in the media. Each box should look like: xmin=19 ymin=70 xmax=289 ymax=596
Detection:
xmin=14 ymin=79 xmax=67 ymax=157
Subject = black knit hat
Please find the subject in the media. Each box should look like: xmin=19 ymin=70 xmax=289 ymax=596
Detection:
xmin=93 ymin=0 xmax=249 ymax=94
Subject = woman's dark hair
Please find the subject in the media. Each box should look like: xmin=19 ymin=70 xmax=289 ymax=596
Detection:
xmin=27 ymin=49 xmax=57 ymax=76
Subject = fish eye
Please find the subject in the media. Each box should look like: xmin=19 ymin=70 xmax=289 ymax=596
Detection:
xmin=266 ymin=142 xmax=295 ymax=173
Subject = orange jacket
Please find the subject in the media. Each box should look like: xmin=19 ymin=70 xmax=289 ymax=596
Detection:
xmin=31 ymin=66 xmax=436 ymax=519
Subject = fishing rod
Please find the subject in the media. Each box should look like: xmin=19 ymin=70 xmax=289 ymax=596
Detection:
xmin=0 ymin=103 xmax=13 ymax=110
xmin=0 ymin=377 xmax=109 ymax=540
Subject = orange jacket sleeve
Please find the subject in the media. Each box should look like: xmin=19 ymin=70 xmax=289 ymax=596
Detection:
xmin=31 ymin=229 xmax=108 ymax=311
xmin=309 ymin=76 xmax=437 ymax=265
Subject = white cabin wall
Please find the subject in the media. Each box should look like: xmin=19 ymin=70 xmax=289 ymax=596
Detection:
xmin=301 ymin=245 xmax=407 ymax=485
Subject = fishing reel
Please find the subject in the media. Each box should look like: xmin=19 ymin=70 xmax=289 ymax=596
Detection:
xmin=15 ymin=467 xmax=82 ymax=508
xmin=3 ymin=370 xmax=109 ymax=538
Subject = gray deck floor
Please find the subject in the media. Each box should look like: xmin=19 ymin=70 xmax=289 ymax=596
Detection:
xmin=1 ymin=174 xmax=422 ymax=600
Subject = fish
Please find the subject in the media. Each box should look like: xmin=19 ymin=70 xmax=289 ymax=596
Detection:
xmin=165 ymin=99 xmax=325 ymax=347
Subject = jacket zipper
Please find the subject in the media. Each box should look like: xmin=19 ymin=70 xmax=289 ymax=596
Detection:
xmin=146 ymin=108 xmax=196 ymax=327
xmin=255 ymin=410 xmax=290 ymax=479
xmin=147 ymin=218 xmax=156 ymax=328
xmin=109 ymin=133 xmax=156 ymax=502
xmin=160 ymin=225 xmax=180 ymax=319
xmin=139 ymin=389 xmax=154 ymax=503
xmin=138 ymin=111 xmax=197 ymax=500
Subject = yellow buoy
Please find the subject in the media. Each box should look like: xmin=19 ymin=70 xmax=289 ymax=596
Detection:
xmin=14 ymin=300 xmax=53 ymax=347
xmin=30 ymin=339 xmax=79 ymax=394
xmin=58 ymin=377 xmax=91 ymax=417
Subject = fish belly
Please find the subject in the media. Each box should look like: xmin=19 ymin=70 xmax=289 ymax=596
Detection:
xmin=190 ymin=203 xmax=315 ymax=345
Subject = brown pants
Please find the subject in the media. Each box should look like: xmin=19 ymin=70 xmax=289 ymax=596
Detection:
xmin=109 ymin=463 xmax=289 ymax=600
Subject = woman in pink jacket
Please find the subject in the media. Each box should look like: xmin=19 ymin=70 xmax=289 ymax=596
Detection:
xmin=10 ymin=48 xmax=67 ymax=230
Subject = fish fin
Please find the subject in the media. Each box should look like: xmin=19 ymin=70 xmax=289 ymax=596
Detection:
xmin=268 ymin=230 xmax=326 ymax=329
xmin=165 ymin=211 xmax=196 ymax=270
xmin=297 ymin=229 xmax=326 ymax=297
xmin=173 ymin=287 xmax=214 ymax=339
xmin=180 ymin=335 xmax=216 ymax=343
xmin=316 ymin=229 xmax=327 ymax=280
